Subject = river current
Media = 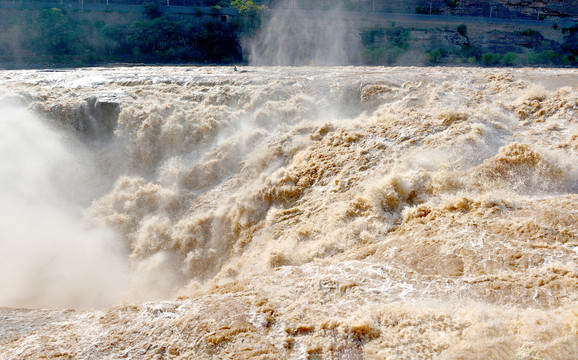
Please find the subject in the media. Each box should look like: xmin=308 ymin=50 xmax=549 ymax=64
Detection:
xmin=0 ymin=66 xmax=576 ymax=359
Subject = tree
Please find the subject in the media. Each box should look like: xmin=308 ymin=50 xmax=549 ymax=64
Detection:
xmin=143 ymin=2 xmax=162 ymax=20
xmin=457 ymin=24 xmax=467 ymax=38
xmin=37 ymin=8 xmax=82 ymax=60
xmin=231 ymin=0 xmax=263 ymax=34
xmin=231 ymin=0 xmax=263 ymax=17
xmin=456 ymin=24 xmax=469 ymax=45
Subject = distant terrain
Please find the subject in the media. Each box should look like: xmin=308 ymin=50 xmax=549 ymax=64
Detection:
xmin=0 ymin=0 xmax=576 ymax=67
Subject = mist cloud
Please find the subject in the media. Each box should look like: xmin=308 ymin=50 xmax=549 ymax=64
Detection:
xmin=245 ymin=1 xmax=362 ymax=65
xmin=0 ymin=104 xmax=129 ymax=309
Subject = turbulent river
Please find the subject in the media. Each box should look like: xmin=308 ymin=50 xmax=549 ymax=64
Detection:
xmin=0 ymin=66 xmax=576 ymax=359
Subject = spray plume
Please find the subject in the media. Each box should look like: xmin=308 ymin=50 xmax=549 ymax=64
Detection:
xmin=246 ymin=1 xmax=362 ymax=65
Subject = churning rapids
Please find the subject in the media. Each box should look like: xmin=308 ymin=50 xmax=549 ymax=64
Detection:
xmin=0 ymin=66 xmax=576 ymax=359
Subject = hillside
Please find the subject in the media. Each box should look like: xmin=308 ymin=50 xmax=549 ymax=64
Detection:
xmin=0 ymin=0 xmax=576 ymax=67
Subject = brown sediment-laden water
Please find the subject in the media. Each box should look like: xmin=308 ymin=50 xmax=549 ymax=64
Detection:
xmin=0 ymin=66 xmax=576 ymax=359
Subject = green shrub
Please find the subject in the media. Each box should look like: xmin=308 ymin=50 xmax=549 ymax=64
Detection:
xmin=457 ymin=44 xmax=481 ymax=60
xmin=362 ymin=46 xmax=386 ymax=65
xmin=520 ymin=29 xmax=540 ymax=37
xmin=425 ymin=47 xmax=447 ymax=64
xmin=526 ymin=50 xmax=558 ymax=64
xmin=389 ymin=47 xmax=407 ymax=64
xmin=501 ymin=52 xmax=518 ymax=66
xmin=481 ymin=53 xmax=500 ymax=66
xmin=457 ymin=24 xmax=467 ymax=38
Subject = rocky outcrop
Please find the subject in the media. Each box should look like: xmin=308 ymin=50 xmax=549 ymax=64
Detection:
xmin=414 ymin=0 xmax=577 ymax=20
xmin=498 ymin=0 xmax=578 ymax=19
xmin=30 ymin=93 xmax=121 ymax=140
xmin=265 ymin=0 xmax=576 ymax=20
xmin=481 ymin=29 xmax=562 ymax=53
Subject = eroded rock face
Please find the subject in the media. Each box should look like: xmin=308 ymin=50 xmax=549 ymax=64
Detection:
xmin=84 ymin=94 xmax=121 ymax=138
xmin=480 ymin=29 xmax=563 ymax=53
xmin=498 ymin=0 xmax=578 ymax=19
xmin=29 ymin=93 xmax=121 ymax=140
xmin=414 ymin=0 xmax=577 ymax=19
